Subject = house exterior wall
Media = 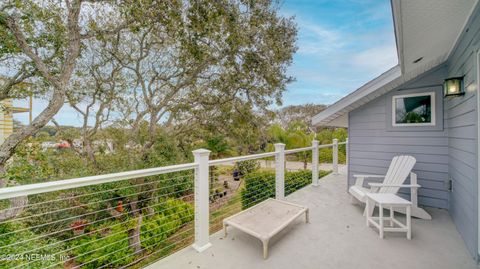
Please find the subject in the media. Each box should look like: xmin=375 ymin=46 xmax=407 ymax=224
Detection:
xmin=444 ymin=6 xmax=480 ymax=259
xmin=348 ymin=66 xmax=450 ymax=210
xmin=348 ymin=7 xmax=480 ymax=258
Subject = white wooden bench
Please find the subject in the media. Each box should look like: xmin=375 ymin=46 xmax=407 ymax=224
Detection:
xmin=223 ymin=198 xmax=309 ymax=259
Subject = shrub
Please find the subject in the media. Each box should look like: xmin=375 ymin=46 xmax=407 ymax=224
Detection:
xmin=0 ymin=222 xmax=65 ymax=269
xmin=241 ymin=170 xmax=330 ymax=209
xmin=234 ymin=160 xmax=260 ymax=176
xmin=68 ymin=199 xmax=193 ymax=268
xmin=143 ymin=199 xmax=194 ymax=251
xmin=68 ymin=222 xmax=135 ymax=269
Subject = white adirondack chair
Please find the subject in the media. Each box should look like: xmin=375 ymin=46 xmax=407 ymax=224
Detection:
xmin=349 ymin=155 xmax=432 ymax=220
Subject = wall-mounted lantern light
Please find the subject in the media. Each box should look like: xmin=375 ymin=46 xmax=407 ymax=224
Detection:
xmin=443 ymin=77 xmax=464 ymax=97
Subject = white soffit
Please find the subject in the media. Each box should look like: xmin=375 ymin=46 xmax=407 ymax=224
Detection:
xmin=395 ymin=0 xmax=478 ymax=74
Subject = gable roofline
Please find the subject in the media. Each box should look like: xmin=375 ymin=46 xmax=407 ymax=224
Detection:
xmin=311 ymin=66 xmax=401 ymax=127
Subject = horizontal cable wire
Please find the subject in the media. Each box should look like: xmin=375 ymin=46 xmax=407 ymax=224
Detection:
xmin=2 ymin=177 xmax=193 ymax=225
xmin=209 ymin=189 xmax=275 ymax=223
xmin=0 ymin=147 xmax=337 ymax=268
xmin=10 ymin=202 xmax=196 ymax=267
xmin=208 ymin=181 xmax=271 ymax=199
xmin=208 ymin=182 xmax=276 ymax=203
xmin=209 ymin=198 xmax=273 ymax=230
xmin=67 ymin=224 xmax=195 ymax=269
xmin=0 ymin=163 xmax=197 ymax=200
xmin=49 ymin=215 xmax=195 ymax=269
xmin=209 ymin=173 xmax=313 ymax=226
xmin=106 ymin=233 xmax=195 ymax=269
xmin=1 ymin=172 xmax=193 ymax=213
xmin=0 ymin=191 xmax=194 ymax=250
xmin=209 ymin=182 xmax=309 ymax=231
xmin=0 ymin=182 xmax=194 ymax=238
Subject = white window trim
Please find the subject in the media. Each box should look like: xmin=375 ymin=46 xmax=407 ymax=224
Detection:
xmin=391 ymin=91 xmax=436 ymax=127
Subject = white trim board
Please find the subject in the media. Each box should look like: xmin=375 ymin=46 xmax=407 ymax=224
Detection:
xmin=476 ymin=49 xmax=480 ymax=260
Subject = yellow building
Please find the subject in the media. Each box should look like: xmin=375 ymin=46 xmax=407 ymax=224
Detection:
xmin=0 ymin=99 xmax=31 ymax=144
xmin=0 ymin=76 xmax=32 ymax=145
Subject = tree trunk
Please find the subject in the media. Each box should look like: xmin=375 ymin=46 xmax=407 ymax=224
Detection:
xmin=0 ymin=165 xmax=28 ymax=221
xmin=0 ymin=88 xmax=66 ymax=166
xmin=84 ymin=138 xmax=98 ymax=167
xmin=128 ymin=214 xmax=143 ymax=254
xmin=127 ymin=180 xmax=145 ymax=254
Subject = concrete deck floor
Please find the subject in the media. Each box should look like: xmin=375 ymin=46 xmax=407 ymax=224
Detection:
xmin=146 ymin=167 xmax=477 ymax=269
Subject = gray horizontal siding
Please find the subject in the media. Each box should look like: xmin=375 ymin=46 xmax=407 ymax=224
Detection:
xmin=445 ymin=3 xmax=480 ymax=258
xmin=345 ymin=4 xmax=479 ymax=259
xmin=348 ymin=66 xmax=450 ymax=210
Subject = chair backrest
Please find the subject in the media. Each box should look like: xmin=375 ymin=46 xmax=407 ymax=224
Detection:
xmin=378 ymin=155 xmax=416 ymax=194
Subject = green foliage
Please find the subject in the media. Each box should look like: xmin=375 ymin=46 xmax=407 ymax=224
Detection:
xmin=0 ymin=222 xmax=65 ymax=269
xmin=68 ymin=199 xmax=193 ymax=269
xmin=241 ymin=172 xmax=275 ymax=208
xmin=267 ymin=121 xmax=314 ymax=148
xmin=276 ymin=104 xmax=326 ymax=128
xmin=142 ymin=199 xmax=194 ymax=251
xmin=401 ymin=111 xmax=429 ymax=123
xmin=234 ymin=160 xmax=260 ymax=176
xmin=140 ymin=133 xmax=184 ymax=168
xmin=316 ymin=128 xmax=348 ymax=164
xmin=267 ymin=122 xmax=349 ymax=165
xmin=68 ymin=222 xmax=135 ymax=269
xmin=204 ymin=136 xmax=231 ymax=158
xmin=241 ymin=170 xmax=330 ymax=209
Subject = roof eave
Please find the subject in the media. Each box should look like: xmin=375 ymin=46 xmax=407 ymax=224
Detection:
xmin=390 ymin=0 xmax=405 ymax=74
xmin=311 ymin=65 xmax=401 ymax=127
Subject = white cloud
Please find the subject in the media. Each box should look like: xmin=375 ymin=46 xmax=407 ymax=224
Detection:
xmin=296 ymin=19 xmax=345 ymax=55
xmin=351 ymin=44 xmax=398 ymax=75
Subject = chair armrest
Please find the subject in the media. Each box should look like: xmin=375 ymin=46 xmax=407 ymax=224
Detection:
xmin=353 ymin=174 xmax=385 ymax=187
xmin=353 ymin=174 xmax=385 ymax=178
xmin=368 ymin=183 xmax=421 ymax=188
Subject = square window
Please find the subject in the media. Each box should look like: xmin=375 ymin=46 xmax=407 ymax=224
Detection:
xmin=392 ymin=92 xmax=435 ymax=127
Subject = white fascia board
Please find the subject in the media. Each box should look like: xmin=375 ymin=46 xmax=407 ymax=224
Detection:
xmin=391 ymin=0 xmax=404 ymax=73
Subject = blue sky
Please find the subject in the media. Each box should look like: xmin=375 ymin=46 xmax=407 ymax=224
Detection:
xmin=279 ymin=0 xmax=398 ymax=105
xmin=14 ymin=0 xmax=398 ymax=126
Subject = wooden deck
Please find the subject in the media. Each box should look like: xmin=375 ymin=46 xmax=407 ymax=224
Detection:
xmin=146 ymin=166 xmax=476 ymax=269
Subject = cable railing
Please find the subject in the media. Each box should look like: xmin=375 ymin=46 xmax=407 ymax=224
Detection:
xmin=0 ymin=139 xmax=347 ymax=268
xmin=0 ymin=168 xmax=196 ymax=269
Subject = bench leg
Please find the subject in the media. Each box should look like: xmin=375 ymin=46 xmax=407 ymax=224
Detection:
xmin=390 ymin=206 xmax=394 ymax=227
xmin=379 ymin=204 xmax=384 ymax=239
xmin=262 ymin=239 xmax=269 ymax=259
xmin=366 ymin=198 xmax=370 ymax=227
xmin=224 ymin=223 xmax=228 ymax=237
xmin=305 ymin=209 xmax=309 ymax=223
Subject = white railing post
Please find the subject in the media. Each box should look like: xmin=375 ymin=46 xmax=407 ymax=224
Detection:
xmin=312 ymin=140 xmax=319 ymax=186
xmin=346 ymin=138 xmax=349 ymax=192
xmin=345 ymin=138 xmax=349 ymax=167
xmin=332 ymin=139 xmax=338 ymax=175
xmin=192 ymin=149 xmax=212 ymax=252
xmin=274 ymin=143 xmax=285 ymax=200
